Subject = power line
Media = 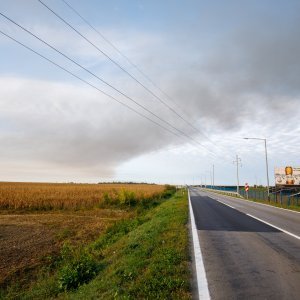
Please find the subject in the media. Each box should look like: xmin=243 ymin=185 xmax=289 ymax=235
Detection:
xmin=41 ymin=0 xmax=235 ymax=161
xmin=0 ymin=11 xmax=216 ymax=154
xmin=60 ymin=0 xmax=206 ymax=132
xmin=1 ymin=28 xmax=225 ymax=162
xmin=60 ymin=0 xmax=211 ymax=140
xmin=59 ymin=0 xmax=240 ymax=162
xmin=39 ymin=0 xmax=215 ymax=145
xmin=0 ymin=29 xmax=183 ymax=140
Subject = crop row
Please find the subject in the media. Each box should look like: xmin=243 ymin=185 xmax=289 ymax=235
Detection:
xmin=0 ymin=182 xmax=167 ymax=210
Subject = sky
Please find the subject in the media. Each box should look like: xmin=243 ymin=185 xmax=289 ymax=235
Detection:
xmin=0 ymin=0 xmax=299 ymax=185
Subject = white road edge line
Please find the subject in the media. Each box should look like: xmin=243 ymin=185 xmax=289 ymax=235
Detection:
xmin=214 ymin=200 xmax=235 ymax=209
xmin=246 ymin=213 xmax=300 ymax=240
xmin=241 ymin=197 xmax=300 ymax=214
xmin=209 ymin=194 xmax=300 ymax=240
xmin=203 ymin=188 xmax=300 ymax=214
xmin=188 ymin=188 xmax=211 ymax=300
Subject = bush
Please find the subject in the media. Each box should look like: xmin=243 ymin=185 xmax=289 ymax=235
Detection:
xmin=162 ymin=185 xmax=177 ymax=199
xmin=58 ymin=250 xmax=102 ymax=291
xmin=118 ymin=189 xmax=137 ymax=206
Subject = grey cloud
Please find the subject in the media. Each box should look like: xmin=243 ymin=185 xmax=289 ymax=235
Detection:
xmin=154 ymin=10 xmax=300 ymax=133
xmin=0 ymin=77 xmax=177 ymax=177
xmin=1 ymin=0 xmax=300 ymax=182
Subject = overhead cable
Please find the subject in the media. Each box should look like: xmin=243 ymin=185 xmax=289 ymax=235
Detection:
xmin=0 ymin=29 xmax=183 ymax=140
xmin=39 ymin=0 xmax=215 ymax=144
xmin=59 ymin=0 xmax=212 ymax=140
xmin=0 ymin=11 xmax=216 ymax=154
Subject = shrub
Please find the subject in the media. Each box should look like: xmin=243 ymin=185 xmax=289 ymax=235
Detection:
xmin=162 ymin=185 xmax=177 ymax=199
xmin=118 ymin=189 xmax=137 ymax=207
xmin=58 ymin=249 xmax=102 ymax=291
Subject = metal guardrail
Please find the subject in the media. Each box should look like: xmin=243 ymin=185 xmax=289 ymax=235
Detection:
xmin=202 ymin=188 xmax=243 ymax=198
xmin=289 ymin=191 xmax=300 ymax=197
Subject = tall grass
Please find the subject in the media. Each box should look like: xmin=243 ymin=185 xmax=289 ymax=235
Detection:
xmin=0 ymin=182 xmax=167 ymax=211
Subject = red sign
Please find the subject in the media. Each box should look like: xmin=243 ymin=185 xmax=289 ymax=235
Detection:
xmin=245 ymin=183 xmax=249 ymax=191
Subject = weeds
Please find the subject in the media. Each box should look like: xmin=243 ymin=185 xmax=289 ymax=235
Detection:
xmin=58 ymin=249 xmax=103 ymax=291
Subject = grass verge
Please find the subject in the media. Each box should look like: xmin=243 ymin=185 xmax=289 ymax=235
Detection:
xmin=1 ymin=189 xmax=191 ymax=299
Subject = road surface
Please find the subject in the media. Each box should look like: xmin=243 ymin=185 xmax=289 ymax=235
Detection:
xmin=189 ymin=187 xmax=300 ymax=300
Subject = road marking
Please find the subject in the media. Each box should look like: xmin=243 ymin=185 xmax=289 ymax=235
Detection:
xmin=246 ymin=213 xmax=300 ymax=240
xmin=188 ymin=189 xmax=211 ymax=300
xmin=207 ymin=193 xmax=300 ymax=240
xmin=241 ymin=197 xmax=300 ymax=214
xmin=215 ymin=200 xmax=235 ymax=209
xmin=202 ymin=188 xmax=300 ymax=214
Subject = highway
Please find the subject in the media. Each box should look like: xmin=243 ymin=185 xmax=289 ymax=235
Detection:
xmin=189 ymin=187 xmax=300 ymax=300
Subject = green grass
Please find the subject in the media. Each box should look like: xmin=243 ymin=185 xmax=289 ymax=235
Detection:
xmin=1 ymin=189 xmax=191 ymax=299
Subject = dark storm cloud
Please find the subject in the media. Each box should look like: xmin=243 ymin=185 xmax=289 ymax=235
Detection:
xmin=160 ymin=9 xmax=300 ymax=131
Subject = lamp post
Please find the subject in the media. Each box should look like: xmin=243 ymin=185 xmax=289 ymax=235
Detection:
xmin=205 ymin=170 xmax=212 ymax=188
xmin=243 ymin=137 xmax=270 ymax=199
xmin=233 ymin=155 xmax=241 ymax=194
xmin=201 ymin=173 xmax=207 ymax=188
xmin=201 ymin=175 xmax=203 ymax=187
xmin=213 ymin=164 xmax=215 ymax=189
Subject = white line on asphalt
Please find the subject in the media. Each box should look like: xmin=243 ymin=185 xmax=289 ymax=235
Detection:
xmin=202 ymin=188 xmax=300 ymax=214
xmin=212 ymin=199 xmax=235 ymax=209
xmin=246 ymin=213 xmax=300 ymax=240
xmin=209 ymin=194 xmax=300 ymax=240
xmin=241 ymin=197 xmax=300 ymax=214
xmin=188 ymin=189 xmax=211 ymax=300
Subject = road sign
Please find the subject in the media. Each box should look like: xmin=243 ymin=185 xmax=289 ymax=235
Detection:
xmin=245 ymin=183 xmax=249 ymax=199
xmin=245 ymin=183 xmax=249 ymax=191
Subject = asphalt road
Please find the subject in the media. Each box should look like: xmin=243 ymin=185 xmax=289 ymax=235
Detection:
xmin=190 ymin=187 xmax=300 ymax=300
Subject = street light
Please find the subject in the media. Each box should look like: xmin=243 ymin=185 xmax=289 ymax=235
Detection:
xmin=233 ymin=155 xmax=241 ymax=194
xmin=201 ymin=175 xmax=205 ymax=188
xmin=243 ymin=137 xmax=270 ymax=199
xmin=204 ymin=170 xmax=212 ymax=188
xmin=212 ymin=164 xmax=215 ymax=188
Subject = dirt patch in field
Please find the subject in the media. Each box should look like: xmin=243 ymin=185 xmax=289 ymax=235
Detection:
xmin=0 ymin=209 xmax=130 ymax=286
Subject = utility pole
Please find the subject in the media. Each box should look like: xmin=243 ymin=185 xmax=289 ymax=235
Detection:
xmin=233 ymin=155 xmax=241 ymax=194
xmin=212 ymin=164 xmax=215 ymax=188
xmin=264 ymin=139 xmax=270 ymax=199
xmin=243 ymin=138 xmax=270 ymax=199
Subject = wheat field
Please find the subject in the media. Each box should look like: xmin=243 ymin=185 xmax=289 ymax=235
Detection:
xmin=0 ymin=182 xmax=166 ymax=210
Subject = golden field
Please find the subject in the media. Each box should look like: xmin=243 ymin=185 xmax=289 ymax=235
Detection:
xmin=0 ymin=182 xmax=168 ymax=286
xmin=0 ymin=182 xmax=166 ymax=210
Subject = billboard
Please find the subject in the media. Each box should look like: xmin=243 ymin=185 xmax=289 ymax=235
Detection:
xmin=275 ymin=166 xmax=300 ymax=186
